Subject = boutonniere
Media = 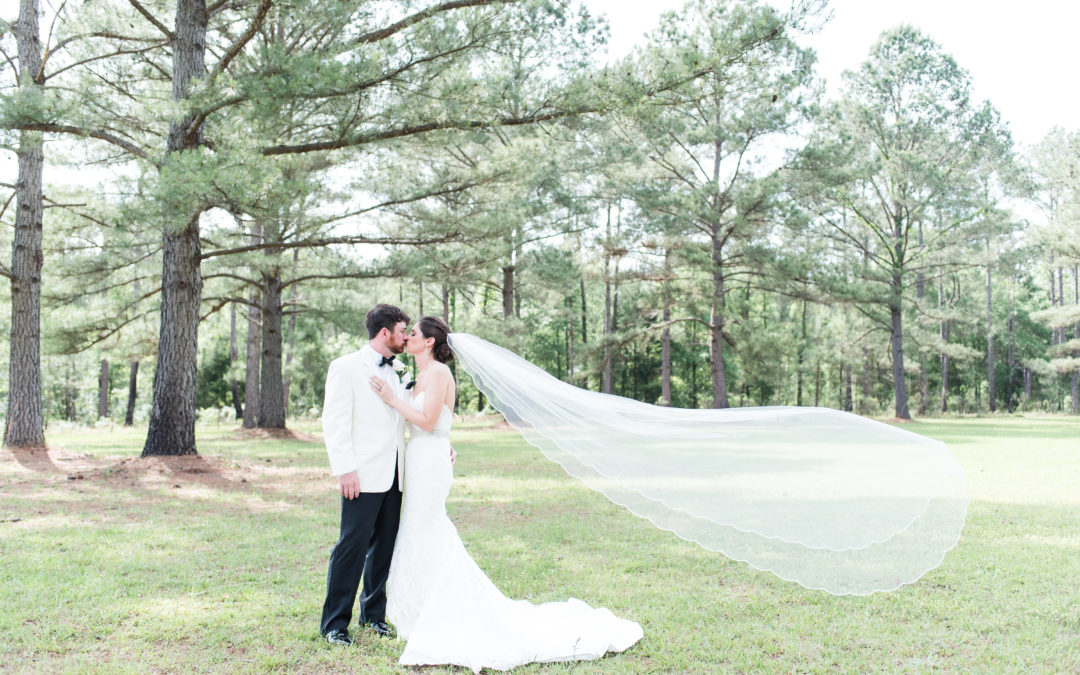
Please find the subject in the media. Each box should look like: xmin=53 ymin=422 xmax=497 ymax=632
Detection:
xmin=394 ymin=359 xmax=416 ymax=390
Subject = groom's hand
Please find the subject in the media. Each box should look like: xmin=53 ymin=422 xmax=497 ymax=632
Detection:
xmin=339 ymin=471 xmax=361 ymax=500
xmin=449 ymin=447 xmax=456 ymax=465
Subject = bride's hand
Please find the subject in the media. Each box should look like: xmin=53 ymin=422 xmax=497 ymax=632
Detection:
xmin=369 ymin=376 xmax=394 ymax=404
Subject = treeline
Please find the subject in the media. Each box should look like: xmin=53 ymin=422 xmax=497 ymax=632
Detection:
xmin=1 ymin=0 xmax=1078 ymax=457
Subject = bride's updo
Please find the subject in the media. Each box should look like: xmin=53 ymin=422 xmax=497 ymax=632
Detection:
xmin=419 ymin=316 xmax=454 ymax=364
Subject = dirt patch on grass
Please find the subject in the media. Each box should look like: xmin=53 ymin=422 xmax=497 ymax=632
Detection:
xmin=3 ymin=445 xmax=66 ymax=473
xmin=1 ymin=447 xmax=258 ymax=491
xmin=102 ymin=454 xmax=252 ymax=490
xmin=230 ymin=427 xmax=321 ymax=442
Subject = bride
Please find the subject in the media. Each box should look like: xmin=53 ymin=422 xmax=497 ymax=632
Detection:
xmin=369 ymin=316 xmax=643 ymax=672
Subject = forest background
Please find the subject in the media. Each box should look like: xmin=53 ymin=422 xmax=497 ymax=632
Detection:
xmin=2 ymin=0 xmax=1079 ymax=458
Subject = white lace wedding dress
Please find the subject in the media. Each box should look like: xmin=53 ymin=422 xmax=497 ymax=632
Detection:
xmin=385 ymin=392 xmax=643 ymax=672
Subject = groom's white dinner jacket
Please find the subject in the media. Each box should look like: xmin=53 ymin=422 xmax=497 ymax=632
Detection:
xmin=322 ymin=344 xmax=406 ymax=493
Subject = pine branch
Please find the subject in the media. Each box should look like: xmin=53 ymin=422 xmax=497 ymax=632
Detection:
xmin=199 ymin=231 xmax=461 ymax=260
xmin=126 ymin=0 xmax=175 ymax=41
xmin=354 ymin=0 xmax=513 ymax=45
xmin=14 ymin=122 xmax=151 ymax=159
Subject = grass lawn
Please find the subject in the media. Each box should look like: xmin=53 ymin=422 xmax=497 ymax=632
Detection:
xmin=1 ymin=415 xmax=1077 ymax=673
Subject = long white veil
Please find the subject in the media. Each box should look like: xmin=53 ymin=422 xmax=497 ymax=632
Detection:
xmin=448 ymin=333 xmax=967 ymax=595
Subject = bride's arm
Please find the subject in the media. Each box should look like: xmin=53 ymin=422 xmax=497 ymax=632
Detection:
xmin=369 ymin=368 xmax=450 ymax=433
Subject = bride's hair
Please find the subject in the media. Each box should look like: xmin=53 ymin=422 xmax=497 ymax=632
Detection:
xmin=418 ymin=316 xmax=454 ymax=364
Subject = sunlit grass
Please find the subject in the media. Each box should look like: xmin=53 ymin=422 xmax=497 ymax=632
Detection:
xmin=1 ymin=415 xmax=1077 ymax=673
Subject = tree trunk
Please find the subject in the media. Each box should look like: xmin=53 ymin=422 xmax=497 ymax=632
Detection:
xmin=939 ymin=278 xmax=950 ymax=413
xmin=859 ymin=345 xmax=871 ymax=414
xmin=142 ymin=0 xmax=207 ymax=457
xmin=243 ymin=219 xmax=262 ymax=429
xmin=889 ymin=284 xmax=910 ymax=419
xmin=258 ymin=268 xmax=285 ymax=428
xmin=1006 ymin=313 xmax=1015 ymax=413
xmin=709 ymin=231 xmax=729 ymax=409
xmin=243 ymin=288 xmax=261 ymax=429
xmin=282 ymin=286 xmax=298 ymax=419
xmin=916 ymin=223 xmax=929 ymax=415
xmin=125 ymin=361 xmax=139 ymax=426
xmin=844 ymin=364 xmax=853 ymax=412
xmin=64 ymin=360 xmax=75 ymax=422
xmin=660 ymin=251 xmax=672 ymax=406
xmin=796 ymin=299 xmax=806 ymax=406
xmin=98 ymin=360 xmax=110 ymax=419
xmin=442 ymin=284 xmax=450 ymax=322
xmin=5 ymin=0 xmax=46 ymax=448
xmin=579 ymin=278 xmax=588 ymax=390
xmin=229 ymin=302 xmax=243 ymax=420
xmin=1049 ymin=257 xmax=1058 ymax=347
xmin=1074 ymin=264 xmax=1079 ymax=415
xmin=986 ymin=255 xmax=995 ymax=413
xmin=940 ymin=331 xmax=950 ymax=413
xmin=602 ymin=207 xmax=616 ymax=395
xmin=566 ymin=295 xmax=575 ymax=381
xmin=502 ymin=266 xmax=514 ymax=320
xmin=602 ymin=261 xmax=619 ymax=395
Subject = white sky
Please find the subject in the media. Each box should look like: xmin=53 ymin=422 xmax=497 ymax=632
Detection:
xmin=586 ymin=0 xmax=1080 ymax=148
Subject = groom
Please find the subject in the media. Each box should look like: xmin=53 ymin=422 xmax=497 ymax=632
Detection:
xmin=319 ymin=303 xmax=410 ymax=646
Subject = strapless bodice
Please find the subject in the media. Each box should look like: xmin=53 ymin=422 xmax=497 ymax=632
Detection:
xmin=408 ymin=391 xmax=452 ymax=438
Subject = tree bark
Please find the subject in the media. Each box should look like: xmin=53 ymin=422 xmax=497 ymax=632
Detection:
xmin=258 ymin=267 xmax=286 ymax=428
xmin=940 ymin=329 xmax=950 ymax=413
xmin=243 ymin=287 xmax=261 ymax=428
xmin=229 ymin=302 xmax=243 ymax=420
xmin=65 ymin=360 xmax=75 ymax=422
xmin=142 ymin=0 xmax=207 ymax=457
xmin=125 ymin=361 xmax=139 ymax=426
xmin=579 ymin=278 xmax=588 ymax=390
xmin=660 ymin=250 xmax=672 ymax=406
xmin=98 ymin=359 xmax=110 ymax=419
xmin=986 ymin=253 xmax=996 ymax=413
xmin=1074 ymin=264 xmax=1079 ymax=415
xmin=602 ymin=206 xmax=616 ymax=395
xmin=939 ymin=277 xmax=950 ymax=413
xmin=282 ymin=286 xmax=298 ymax=419
xmin=889 ymin=277 xmax=910 ymax=419
xmin=916 ymin=222 xmax=929 ymax=415
xmin=1006 ymin=314 xmax=1015 ymax=413
xmin=501 ymin=266 xmax=514 ymax=320
xmin=844 ymin=364 xmax=853 ymax=412
xmin=5 ymin=0 xmax=46 ymax=448
xmin=566 ymin=295 xmax=575 ymax=381
xmin=709 ymin=229 xmax=729 ymax=409
xmin=796 ymin=299 xmax=806 ymax=406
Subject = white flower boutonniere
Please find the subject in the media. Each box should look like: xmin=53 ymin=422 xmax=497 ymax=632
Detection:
xmin=393 ymin=359 xmax=416 ymax=390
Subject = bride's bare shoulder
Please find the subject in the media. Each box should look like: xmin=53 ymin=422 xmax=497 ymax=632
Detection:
xmin=432 ymin=361 xmax=453 ymax=378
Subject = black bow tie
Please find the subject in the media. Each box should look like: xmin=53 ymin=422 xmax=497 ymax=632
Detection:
xmin=378 ymin=355 xmax=396 ymax=367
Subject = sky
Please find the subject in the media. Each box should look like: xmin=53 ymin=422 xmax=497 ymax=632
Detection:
xmin=584 ymin=0 xmax=1080 ymax=148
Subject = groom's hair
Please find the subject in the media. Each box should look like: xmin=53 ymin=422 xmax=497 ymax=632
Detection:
xmin=366 ymin=304 xmax=410 ymax=339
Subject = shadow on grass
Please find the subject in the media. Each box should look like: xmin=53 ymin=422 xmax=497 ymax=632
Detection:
xmin=6 ymin=446 xmax=64 ymax=473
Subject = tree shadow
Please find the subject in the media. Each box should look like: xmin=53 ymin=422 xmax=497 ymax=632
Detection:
xmin=4 ymin=446 xmax=64 ymax=473
xmin=104 ymin=454 xmax=242 ymax=490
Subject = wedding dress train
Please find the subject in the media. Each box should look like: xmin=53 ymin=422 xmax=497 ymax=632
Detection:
xmin=386 ymin=392 xmax=642 ymax=672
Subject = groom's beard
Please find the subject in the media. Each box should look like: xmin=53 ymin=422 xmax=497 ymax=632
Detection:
xmin=389 ymin=337 xmax=407 ymax=354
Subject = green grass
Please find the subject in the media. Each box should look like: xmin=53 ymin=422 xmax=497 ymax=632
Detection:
xmin=1 ymin=415 xmax=1078 ymax=673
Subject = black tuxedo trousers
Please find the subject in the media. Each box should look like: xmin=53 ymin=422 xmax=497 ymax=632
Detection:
xmin=320 ymin=465 xmax=402 ymax=635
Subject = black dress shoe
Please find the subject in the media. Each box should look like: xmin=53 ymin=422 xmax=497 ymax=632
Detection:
xmin=324 ymin=628 xmax=352 ymax=646
xmin=363 ymin=620 xmax=396 ymax=638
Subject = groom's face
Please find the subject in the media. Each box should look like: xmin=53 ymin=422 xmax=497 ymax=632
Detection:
xmin=386 ymin=321 xmax=408 ymax=354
